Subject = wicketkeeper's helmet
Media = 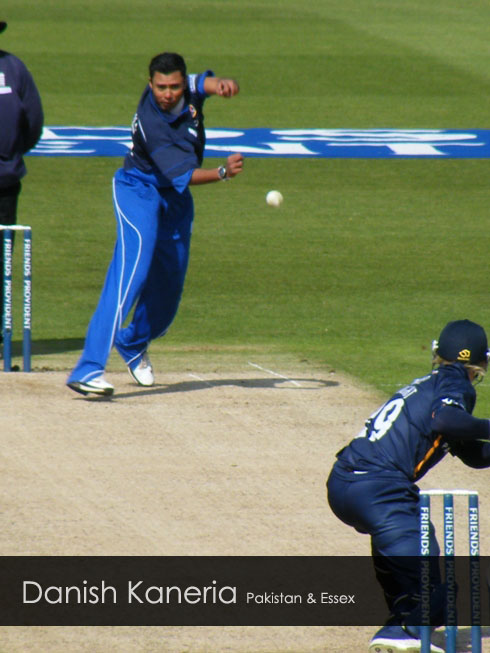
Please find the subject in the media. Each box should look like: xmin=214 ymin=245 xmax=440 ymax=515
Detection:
xmin=433 ymin=319 xmax=489 ymax=366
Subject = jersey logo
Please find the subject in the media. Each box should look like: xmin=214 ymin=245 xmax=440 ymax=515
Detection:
xmin=188 ymin=104 xmax=197 ymax=119
xmin=131 ymin=113 xmax=138 ymax=135
xmin=457 ymin=348 xmax=471 ymax=361
xmin=441 ymin=397 xmax=464 ymax=409
xmin=0 ymin=72 xmax=12 ymax=94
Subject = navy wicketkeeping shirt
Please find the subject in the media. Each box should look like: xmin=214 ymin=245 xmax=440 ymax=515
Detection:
xmin=336 ymin=363 xmax=490 ymax=481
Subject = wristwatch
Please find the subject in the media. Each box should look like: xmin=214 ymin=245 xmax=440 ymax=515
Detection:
xmin=217 ymin=165 xmax=228 ymax=181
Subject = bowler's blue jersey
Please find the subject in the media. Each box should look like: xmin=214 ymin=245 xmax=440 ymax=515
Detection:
xmin=337 ymin=363 xmax=477 ymax=481
xmin=124 ymin=71 xmax=213 ymax=192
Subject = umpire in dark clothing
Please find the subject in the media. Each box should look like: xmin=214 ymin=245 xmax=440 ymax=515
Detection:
xmin=0 ymin=19 xmax=43 ymax=337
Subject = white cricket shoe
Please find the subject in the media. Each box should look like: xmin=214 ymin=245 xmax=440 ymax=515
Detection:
xmin=67 ymin=375 xmax=114 ymax=397
xmin=368 ymin=626 xmax=444 ymax=653
xmin=128 ymin=352 xmax=154 ymax=387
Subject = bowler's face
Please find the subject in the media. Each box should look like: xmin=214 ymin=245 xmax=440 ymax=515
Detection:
xmin=149 ymin=71 xmax=186 ymax=112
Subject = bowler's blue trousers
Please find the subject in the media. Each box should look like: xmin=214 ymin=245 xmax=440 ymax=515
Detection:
xmin=68 ymin=169 xmax=193 ymax=384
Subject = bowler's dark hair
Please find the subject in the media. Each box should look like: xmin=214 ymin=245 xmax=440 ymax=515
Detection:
xmin=149 ymin=52 xmax=187 ymax=79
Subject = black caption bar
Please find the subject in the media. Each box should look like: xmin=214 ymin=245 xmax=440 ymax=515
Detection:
xmin=0 ymin=556 xmax=489 ymax=626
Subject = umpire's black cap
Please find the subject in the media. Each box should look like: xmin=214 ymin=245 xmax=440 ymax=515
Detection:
xmin=0 ymin=21 xmax=7 ymax=33
xmin=436 ymin=319 xmax=488 ymax=365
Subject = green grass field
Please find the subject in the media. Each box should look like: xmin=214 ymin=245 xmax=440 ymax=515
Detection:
xmin=3 ymin=0 xmax=490 ymax=410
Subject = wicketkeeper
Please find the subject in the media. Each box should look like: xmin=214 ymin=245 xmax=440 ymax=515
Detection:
xmin=327 ymin=319 xmax=490 ymax=653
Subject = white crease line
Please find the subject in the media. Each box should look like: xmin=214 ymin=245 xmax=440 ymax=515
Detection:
xmin=188 ymin=373 xmax=214 ymax=387
xmin=248 ymin=362 xmax=302 ymax=387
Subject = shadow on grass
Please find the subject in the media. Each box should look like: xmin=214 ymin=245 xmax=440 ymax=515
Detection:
xmin=5 ymin=338 xmax=85 ymax=356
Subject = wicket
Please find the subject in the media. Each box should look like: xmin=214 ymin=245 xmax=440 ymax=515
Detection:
xmin=0 ymin=225 xmax=32 ymax=372
xmin=419 ymin=489 xmax=481 ymax=653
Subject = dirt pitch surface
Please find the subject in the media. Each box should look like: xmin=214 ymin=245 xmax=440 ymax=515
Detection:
xmin=1 ymin=363 xmax=489 ymax=652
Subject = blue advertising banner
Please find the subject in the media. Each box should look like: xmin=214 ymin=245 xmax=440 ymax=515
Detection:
xmin=30 ymin=127 xmax=490 ymax=158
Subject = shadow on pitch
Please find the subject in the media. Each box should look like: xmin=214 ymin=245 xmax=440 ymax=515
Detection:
xmin=112 ymin=377 xmax=339 ymax=400
xmin=433 ymin=625 xmax=490 ymax=652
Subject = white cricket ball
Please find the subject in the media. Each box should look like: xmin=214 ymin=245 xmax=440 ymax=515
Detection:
xmin=266 ymin=190 xmax=283 ymax=207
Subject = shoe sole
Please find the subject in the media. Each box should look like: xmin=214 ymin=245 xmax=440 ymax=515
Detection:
xmin=368 ymin=640 xmax=442 ymax=653
xmin=67 ymin=381 xmax=114 ymax=397
xmin=368 ymin=641 xmax=419 ymax=653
